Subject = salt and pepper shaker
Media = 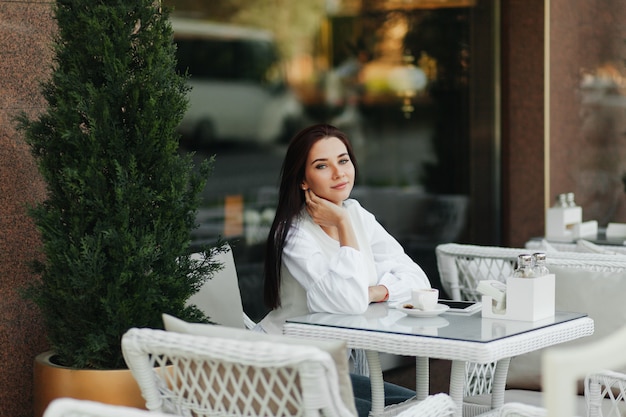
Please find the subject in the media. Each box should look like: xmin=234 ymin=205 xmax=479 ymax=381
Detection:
xmin=513 ymin=253 xmax=549 ymax=278
xmin=513 ymin=254 xmax=535 ymax=278
xmin=532 ymin=252 xmax=549 ymax=277
xmin=566 ymin=192 xmax=577 ymax=207
xmin=553 ymin=192 xmax=576 ymax=208
xmin=553 ymin=193 xmax=568 ymax=208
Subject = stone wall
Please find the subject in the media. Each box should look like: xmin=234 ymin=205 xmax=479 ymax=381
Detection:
xmin=0 ymin=2 xmax=54 ymax=416
xmin=549 ymin=0 xmax=626 ymax=227
xmin=497 ymin=0 xmax=626 ymax=246
xmin=500 ymin=0 xmax=546 ymax=246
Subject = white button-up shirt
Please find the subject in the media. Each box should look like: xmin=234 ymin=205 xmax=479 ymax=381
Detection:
xmin=258 ymin=199 xmax=431 ymax=335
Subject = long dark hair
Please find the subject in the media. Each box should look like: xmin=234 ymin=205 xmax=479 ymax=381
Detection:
xmin=263 ymin=124 xmax=359 ymax=309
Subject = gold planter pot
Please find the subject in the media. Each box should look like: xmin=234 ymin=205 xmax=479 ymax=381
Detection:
xmin=33 ymin=351 xmax=145 ymax=417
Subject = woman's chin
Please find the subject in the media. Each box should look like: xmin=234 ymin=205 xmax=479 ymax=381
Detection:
xmin=315 ymin=189 xmax=352 ymax=205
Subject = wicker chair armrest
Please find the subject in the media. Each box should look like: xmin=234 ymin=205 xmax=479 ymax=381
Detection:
xmin=585 ymin=369 xmax=626 ymax=417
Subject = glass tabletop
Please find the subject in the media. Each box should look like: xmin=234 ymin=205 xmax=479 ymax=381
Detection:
xmin=286 ymin=303 xmax=588 ymax=343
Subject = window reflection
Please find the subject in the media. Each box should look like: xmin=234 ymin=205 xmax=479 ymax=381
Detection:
xmin=172 ymin=18 xmax=304 ymax=146
xmin=167 ymin=1 xmax=494 ymax=320
xmin=575 ymin=64 xmax=626 ymax=226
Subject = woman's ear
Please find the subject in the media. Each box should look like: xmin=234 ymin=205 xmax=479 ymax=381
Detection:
xmin=301 ymin=182 xmax=308 ymax=190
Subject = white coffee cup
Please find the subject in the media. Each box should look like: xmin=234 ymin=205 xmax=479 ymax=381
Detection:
xmin=411 ymin=288 xmax=439 ymax=311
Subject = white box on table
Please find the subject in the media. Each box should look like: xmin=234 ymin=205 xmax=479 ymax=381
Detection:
xmin=546 ymin=206 xmax=582 ymax=242
xmin=482 ymin=273 xmax=555 ymax=322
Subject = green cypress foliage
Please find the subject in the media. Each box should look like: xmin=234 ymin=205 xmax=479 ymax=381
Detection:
xmin=17 ymin=0 xmax=217 ymax=369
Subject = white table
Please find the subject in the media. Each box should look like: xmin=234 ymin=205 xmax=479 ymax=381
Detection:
xmin=284 ymin=303 xmax=594 ymax=417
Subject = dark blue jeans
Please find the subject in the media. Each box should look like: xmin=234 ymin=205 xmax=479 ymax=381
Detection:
xmin=350 ymin=373 xmax=416 ymax=417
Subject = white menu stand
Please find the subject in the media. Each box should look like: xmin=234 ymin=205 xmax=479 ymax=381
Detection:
xmin=482 ymin=274 xmax=555 ymax=321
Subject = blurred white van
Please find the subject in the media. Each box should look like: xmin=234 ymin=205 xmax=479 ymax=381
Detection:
xmin=171 ymin=17 xmax=303 ymax=146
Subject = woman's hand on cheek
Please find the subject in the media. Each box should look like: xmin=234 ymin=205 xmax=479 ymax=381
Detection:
xmin=305 ymin=189 xmax=346 ymax=228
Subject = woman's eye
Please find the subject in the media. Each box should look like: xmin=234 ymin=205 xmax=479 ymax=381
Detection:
xmin=315 ymin=164 xmax=327 ymax=169
xmin=339 ymin=158 xmax=350 ymax=165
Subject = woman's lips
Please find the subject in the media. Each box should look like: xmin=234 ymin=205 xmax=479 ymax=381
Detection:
xmin=332 ymin=182 xmax=349 ymax=190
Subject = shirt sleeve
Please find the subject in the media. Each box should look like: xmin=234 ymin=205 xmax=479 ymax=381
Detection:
xmin=358 ymin=207 xmax=432 ymax=303
xmin=282 ymin=224 xmax=371 ymax=315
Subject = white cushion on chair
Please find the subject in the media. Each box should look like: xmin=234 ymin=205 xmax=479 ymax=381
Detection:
xmin=186 ymin=246 xmax=247 ymax=329
xmin=535 ymin=239 xmax=559 ymax=253
xmin=465 ymin=387 xmax=626 ymax=415
xmin=464 ymin=389 xmax=584 ymax=415
xmin=575 ymin=239 xmax=620 ymax=255
xmin=162 ymin=313 xmax=357 ymax=416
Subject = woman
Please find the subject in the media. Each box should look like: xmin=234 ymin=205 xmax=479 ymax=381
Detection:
xmin=257 ymin=123 xmax=432 ymax=417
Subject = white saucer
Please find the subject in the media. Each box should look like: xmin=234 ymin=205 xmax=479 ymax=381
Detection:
xmin=396 ymin=303 xmax=450 ymax=317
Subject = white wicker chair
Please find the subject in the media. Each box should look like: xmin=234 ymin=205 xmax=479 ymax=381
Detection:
xmin=435 ymin=243 xmax=626 ymax=414
xmin=584 ymin=371 xmax=626 ymax=417
xmin=187 ymin=244 xmax=256 ymax=330
xmin=525 ymin=238 xmax=626 ymax=256
xmin=478 ymin=325 xmax=626 ymax=417
xmin=43 ymin=398 xmax=173 ymax=417
xmin=185 ymin=244 xmax=371 ymax=377
xmin=122 ymin=327 xmax=456 ymax=417
xmin=436 ymin=243 xmax=626 ymax=302
xmin=543 ymin=324 xmax=626 ymax=417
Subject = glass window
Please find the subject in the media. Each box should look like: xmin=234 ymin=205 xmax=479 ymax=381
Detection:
xmin=164 ymin=0 xmax=497 ymax=320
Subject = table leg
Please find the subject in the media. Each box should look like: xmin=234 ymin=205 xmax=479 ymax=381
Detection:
xmin=449 ymin=360 xmax=466 ymax=417
xmin=415 ymin=357 xmax=429 ymax=401
xmin=490 ymin=357 xmax=511 ymax=410
xmin=365 ymin=349 xmax=385 ymax=417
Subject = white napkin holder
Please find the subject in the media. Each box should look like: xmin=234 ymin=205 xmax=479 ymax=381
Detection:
xmin=546 ymin=206 xmax=582 ymax=242
xmin=545 ymin=202 xmax=598 ymax=242
xmin=482 ymin=274 xmax=555 ymax=322
xmin=572 ymin=220 xmax=598 ymax=240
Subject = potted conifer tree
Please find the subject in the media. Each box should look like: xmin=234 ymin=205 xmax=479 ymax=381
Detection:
xmin=16 ymin=0 xmax=219 ymax=413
